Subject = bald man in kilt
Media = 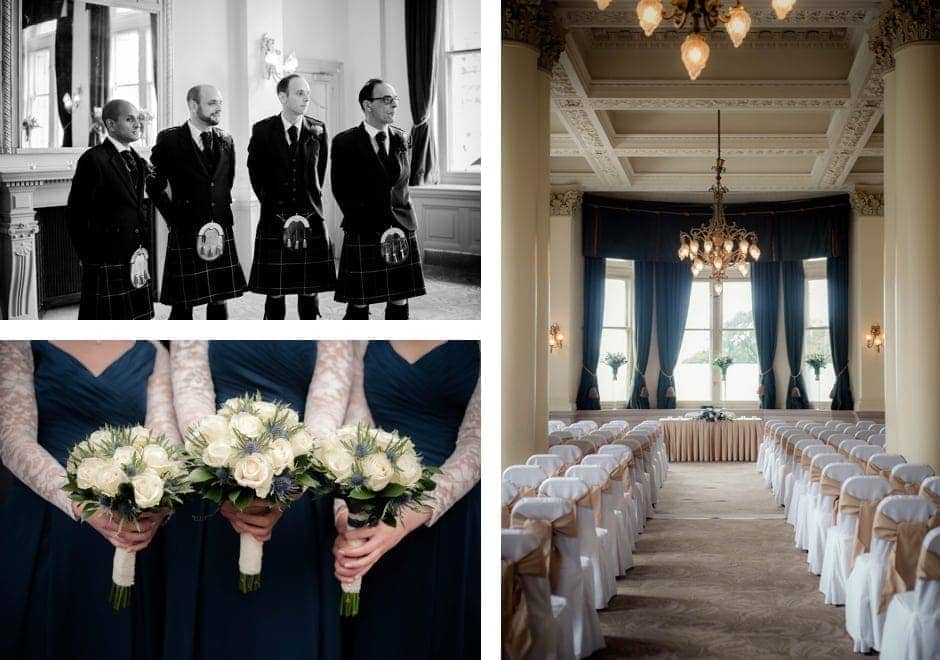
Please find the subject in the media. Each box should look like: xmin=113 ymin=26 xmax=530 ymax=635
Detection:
xmin=67 ymin=99 xmax=154 ymax=320
xmin=332 ymin=79 xmax=426 ymax=320
xmin=148 ymin=84 xmax=246 ymax=320
xmin=247 ymin=74 xmax=335 ymax=320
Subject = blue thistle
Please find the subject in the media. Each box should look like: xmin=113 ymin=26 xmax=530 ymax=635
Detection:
xmin=124 ymin=465 xmax=139 ymax=477
xmin=270 ymin=424 xmax=288 ymax=438
xmin=214 ymin=467 xmax=230 ymax=480
xmin=354 ymin=442 xmax=370 ymax=459
xmin=98 ymin=495 xmax=111 ymax=508
xmin=385 ymin=448 xmax=399 ymax=462
xmin=271 ymin=475 xmax=293 ymax=498
xmin=242 ymin=441 xmax=261 ymax=455
xmin=350 ymin=473 xmax=365 ymax=488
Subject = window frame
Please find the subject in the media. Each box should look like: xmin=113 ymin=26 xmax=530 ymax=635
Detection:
xmin=803 ymin=258 xmax=833 ymax=408
xmin=599 ymin=259 xmax=635 ymax=409
xmin=21 ymin=22 xmax=60 ymax=149
xmin=109 ymin=9 xmax=157 ymax=147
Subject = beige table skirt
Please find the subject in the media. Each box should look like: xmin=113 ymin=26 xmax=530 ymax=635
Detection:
xmin=662 ymin=418 xmax=763 ymax=462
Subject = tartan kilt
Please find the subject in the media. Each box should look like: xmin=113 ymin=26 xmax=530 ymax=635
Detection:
xmin=78 ymin=263 xmax=154 ymax=320
xmin=248 ymin=216 xmax=337 ymax=295
xmin=160 ymin=226 xmax=247 ymax=306
xmin=334 ymin=230 xmax=426 ymax=305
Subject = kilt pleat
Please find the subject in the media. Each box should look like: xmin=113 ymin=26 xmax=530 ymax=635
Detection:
xmin=79 ymin=263 xmax=154 ymax=320
xmin=334 ymin=231 xmax=426 ymax=305
xmin=248 ymin=217 xmax=337 ymax=295
xmin=160 ymin=227 xmax=247 ymax=306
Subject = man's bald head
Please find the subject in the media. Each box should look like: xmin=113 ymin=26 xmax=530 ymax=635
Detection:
xmin=101 ymin=99 xmax=140 ymax=145
xmin=187 ymin=84 xmax=223 ymax=128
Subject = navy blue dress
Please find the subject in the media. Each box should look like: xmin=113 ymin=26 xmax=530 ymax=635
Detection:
xmin=0 ymin=341 xmax=162 ymax=660
xmin=347 ymin=341 xmax=480 ymax=660
xmin=162 ymin=341 xmax=339 ymax=660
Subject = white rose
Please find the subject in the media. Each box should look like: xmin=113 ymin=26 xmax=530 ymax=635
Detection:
xmin=76 ymin=457 xmax=108 ymax=490
xmin=374 ymin=430 xmax=398 ymax=450
xmin=361 ymin=453 xmax=394 ymax=491
xmin=94 ymin=464 xmax=126 ymax=497
xmin=111 ymin=445 xmax=137 ymax=467
xmin=280 ymin=408 xmax=300 ymax=429
xmin=265 ymin=438 xmax=295 ymax=474
xmin=128 ymin=425 xmax=152 ymax=448
xmin=289 ymin=428 xmax=315 ymax=458
xmin=233 ymin=455 xmax=273 ymax=498
xmin=196 ymin=415 xmax=233 ymax=446
xmin=394 ymin=453 xmax=423 ymax=487
xmin=322 ymin=447 xmax=355 ymax=481
xmin=253 ymin=401 xmax=278 ymax=424
xmin=88 ymin=429 xmax=114 ymax=448
xmin=229 ymin=413 xmax=265 ymax=439
xmin=334 ymin=426 xmax=361 ymax=445
xmin=131 ymin=472 xmax=164 ymax=508
xmin=221 ymin=397 xmax=243 ymax=413
xmin=141 ymin=445 xmax=172 ymax=475
xmin=203 ymin=440 xmax=235 ymax=468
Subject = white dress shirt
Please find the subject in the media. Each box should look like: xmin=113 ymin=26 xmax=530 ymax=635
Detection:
xmin=187 ymin=119 xmax=215 ymax=151
xmin=281 ymin=113 xmax=304 ymax=146
xmin=362 ymin=121 xmax=390 ymax=155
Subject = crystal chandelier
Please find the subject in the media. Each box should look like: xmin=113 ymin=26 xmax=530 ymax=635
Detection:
xmin=677 ymin=111 xmax=760 ymax=295
xmin=596 ymin=1 xmax=797 ymax=80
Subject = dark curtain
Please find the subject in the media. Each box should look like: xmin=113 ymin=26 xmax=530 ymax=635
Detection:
xmin=654 ymin=262 xmax=692 ymax=409
xmin=628 ymin=262 xmax=654 ymax=408
xmin=87 ymin=4 xmax=110 ymax=146
xmin=21 ymin=0 xmax=64 ymax=26
xmin=576 ymin=258 xmax=605 ymax=410
xmin=404 ymin=0 xmax=438 ymax=185
xmin=751 ymin=260 xmax=779 ymax=408
xmin=782 ymin=261 xmax=811 ymax=408
xmin=827 ymin=256 xmax=853 ymax=410
xmin=150 ymin=13 xmax=158 ymax=95
xmin=54 ymin=4 xmax=73 ymax=147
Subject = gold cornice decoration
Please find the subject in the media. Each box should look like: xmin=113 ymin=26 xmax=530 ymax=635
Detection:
xmin=869 ymin=8 xmax=897 ymax=70
xmin=885 ymin=0 xmax=940 ymax=50
xmin=550 ymin=190 xmax=583 ymax=215
xmin=502 ymin=0 xmax=567 ymax=71
xmin=851 ymin=190 xmax=885 ymax=216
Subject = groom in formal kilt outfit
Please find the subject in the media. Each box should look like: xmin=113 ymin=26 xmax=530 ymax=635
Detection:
xmin=247 ymin=74 xmax=335 ymax=320
xmin=332 ymin=79 xmax=426 ymax=320
xmin=67 ymin=99 xmax=154 ymax=320
xmin=148 ymin=84 xmax=247 ymax=320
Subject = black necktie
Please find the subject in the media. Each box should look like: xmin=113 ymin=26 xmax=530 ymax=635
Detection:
xmin=375 ymin=131 xmax=390 ymax=168
xmin=120 ymin=150 xmax=138 ymax=185
xmin=200 ymin=130 xmax=217 ymax=170
xmin=288 ymin=125 xmax=299 ymax=148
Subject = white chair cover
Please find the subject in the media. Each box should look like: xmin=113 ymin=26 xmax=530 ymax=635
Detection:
xmin=809 ymin=461 xmax=863 ymax=576
xmin=921 ymin=476 xmax=940 ymax=501
xmin=618 ymin=438 xmax=651 ymax=521
xmin=801 ymin=454 xmax=848 ymax=563
xmin=890 ymin=464 xmax=936 ymax=493
xmin=868 ymin=433 xmax=887 ymax=448
xmin=850 ymin=444 xmax=880 ymax=467
xmin=581 ymin=454 xmax=637 ymax=556
xmin=502 ymin=480 xmax=519 ymax=527
xmin=511 ymin=497 xmax=603 ymax=659
xmin=528 ymin=454 xmax=566 ymax=478
xmin=880 ymin=527 xmax=940 ymax=660
xmin=845 ymin=496 xmax=937 ymax=653
xmin=565 ymin=465 xmax=625 ymax=579
xmin=596 ymin=446 xmax=640 ymax=537
xmin=548 ymin=420 xmax=566 ymax=434
xmin=868 ymin=453 xmax=907 ymax=477
xmin=784 ymin=439 xmax=819 ymax=518
xmin=790 ymin=445 xmax=830 ymax=542
xmin=504 ymin=465 xmax=549 ymax=491
xmin=550 ymin=444 xmax=582 ymax=466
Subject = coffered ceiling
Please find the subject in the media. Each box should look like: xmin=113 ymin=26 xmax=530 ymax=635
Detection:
xmin=549 ymin=0 xmax=885 ymax=198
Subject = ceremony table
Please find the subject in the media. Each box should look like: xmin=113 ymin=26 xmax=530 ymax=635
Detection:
xmin=661 ymin=417 xmax=763 ymax=462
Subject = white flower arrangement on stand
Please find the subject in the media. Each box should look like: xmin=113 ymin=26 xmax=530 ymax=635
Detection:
xmin=183 ymin=394 xmax=327 ymax=593
xmin=62 ymin=425 xmax=191 ymax=610
xmin=315 ymin=424 xmax=440 ymax=616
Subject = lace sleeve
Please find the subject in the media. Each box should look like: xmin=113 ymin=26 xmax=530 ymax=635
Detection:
xmin=426 ymin=376 xmax=481 ymax=526
xmin=304 ymin=341 xmax=354 ymax=438
xmin=145 ymin=342 xmax=181 ymax=446
xmin=342 ymin=341 xmax=373 ymax=426
xmin=0 ymin=342 xmax=76 ymax=520
xmin=170 ymin=341 xmax=215 ymax=437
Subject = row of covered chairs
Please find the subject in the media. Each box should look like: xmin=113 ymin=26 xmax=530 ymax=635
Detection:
xmin=501 ymin=420 xmax=667 ymax=659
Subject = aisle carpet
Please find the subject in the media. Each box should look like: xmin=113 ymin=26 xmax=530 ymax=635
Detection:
xmin=595 ymin=463 xmax=857 ymax=658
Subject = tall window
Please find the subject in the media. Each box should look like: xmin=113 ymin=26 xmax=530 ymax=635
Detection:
xmin=804 ymin=259 xmax=835 ymax=406
xmin=598 ymin=260 xmax=634 ymax=406
xmin=675 ymin=276 xmax=759 ymax=404
xmin=109 ymin=8 xmax=156 ymax=146
xmin=438 ymin=0 xmax=480 ymax=183
xmin=21 ymin=20 xmax=61 ymax=148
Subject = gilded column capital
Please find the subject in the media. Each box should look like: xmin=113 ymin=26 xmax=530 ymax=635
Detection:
xmin=502 ymin=0 xmax=567 ymax=72
xmin=885 ymin=0 xmax=940 ymax=50
xmin=550 ymin=190 xmax=582 ymax=216
xmin=851 ymin=190 xmax=885 ymax=216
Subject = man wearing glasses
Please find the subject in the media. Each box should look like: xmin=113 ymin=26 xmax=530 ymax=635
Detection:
xmin=331 ymin=78 xmax=426 ymax=320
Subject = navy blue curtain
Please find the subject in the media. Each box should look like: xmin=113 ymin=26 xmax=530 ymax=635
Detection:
xmin=576 ymin=258 xmax=605 ymax=410
xmin=628 ymin=262 xmax=654 ymax=408
xmin=751 ymin=261 xmax=779 ymax=409
xmin=654 ymin=262 xmax=692 ymax=408
xmin=827 ymin=256 xmax=853 ymax=410
xmin=782 ymin=261 xmax=810 ymax=408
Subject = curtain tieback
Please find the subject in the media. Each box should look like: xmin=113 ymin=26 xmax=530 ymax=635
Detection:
xmin=659 ymin=369 xmax=674 ymax=381
xmin=834 ymin=365 xmax=848 ymax=378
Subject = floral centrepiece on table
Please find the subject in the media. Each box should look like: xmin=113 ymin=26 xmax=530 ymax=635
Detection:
xmin=184 ymin=394 xmax=327 ymax=593
xmin=315 ymin=424 xmax=440 ymax=617
xmin=696 ymin=406 xmax=736 ymax=422
xmin=63 ymin=425 xmax=191 ymax=610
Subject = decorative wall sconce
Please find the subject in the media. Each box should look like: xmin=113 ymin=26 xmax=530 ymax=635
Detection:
xmin=62 ymin=85 xmax=83 ymax=112
xmin=261 ymin=33 xmax=298 ymax=80
xmin=549 ymin=323 xmax=565 ymax=352
xmin=865 ymin=324 xmax=883 ymax=352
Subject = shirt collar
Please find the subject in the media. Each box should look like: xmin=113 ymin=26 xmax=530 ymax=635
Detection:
xmin=281 ymin=113 xmax=304 ymax=134
xmin=362 ymin=121 xmax=388 ymax=142
xmin=187 ymin=119 xmax=215 ymax=147
xmin=107 ymin=134 xmax=132 ymax=153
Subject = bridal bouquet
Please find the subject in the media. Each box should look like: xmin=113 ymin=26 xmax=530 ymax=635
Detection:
xmin=316 ymin=424 xmax=440 ymax=616
xmin=62 ymin=425 xmax=190 ymax=610
xmin=183 ymin=394 xmax=327 ymax=593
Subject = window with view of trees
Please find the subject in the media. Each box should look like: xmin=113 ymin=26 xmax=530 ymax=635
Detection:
xmin=804 ymin=259 xmax=834 ymax=406
xmin=598 ymin=260 xmax=634 ymax=406
xmin=438 ymin=0 xmax=480 ymax=183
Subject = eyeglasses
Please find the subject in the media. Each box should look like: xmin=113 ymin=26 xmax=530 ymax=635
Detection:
xmin=369 ymin=95 xmax=399 ymax=105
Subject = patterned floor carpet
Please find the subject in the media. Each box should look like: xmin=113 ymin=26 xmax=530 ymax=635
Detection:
xmin=594 ymin=462 xmax=858 ymax=659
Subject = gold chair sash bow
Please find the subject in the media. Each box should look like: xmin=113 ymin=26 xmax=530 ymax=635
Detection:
xmin=809 ymin=464 xmax=823 ymax=484
xmin=510 ymin=510 xmax=578 ymax=592
xmin=916 ymin=547 xmax=940 ymax=582
xmin=890 ymin=476 xmax=921 ymax=496
xmin=610 ymin=464 xmax=633 ymax=494
xmin=819 ymin=475 xmax=843 ymax=526
xmin=502 ymin=504 xmax=512 ymax=528
xmin=501 ymin=559 xmax=534 ymax=660
xmin=800 ymin=453 xmax=812 ymax=471
xmin=577 ymin=485 xmax=604 ymax=527
xmin=842 ymin=493 xmax=881 ymax=569
xmin=873 ymin=512 xmax=930 ymax=613
xmin=919 ymin=485 xmax=940 ymax=508
xmin=568 ymin=439 xmax=594 ymax=456
xmin=865 ymin=463 xmax=892 ymax=479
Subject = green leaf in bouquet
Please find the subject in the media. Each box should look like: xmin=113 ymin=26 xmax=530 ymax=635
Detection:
xmin=81 ymin=505 xmax=99 ymax=522
xmin=380 ymin=483 xmax=407 ymax=498
xmin=228 ymin=490 xmax=241 ymax=505
xmin=205 ymin=487 xmax=223 ymax=504
xmin=234 ymin=489 xmax=256 ymax=511
xmin=189 ymin=467 xmax=216 ymax=483
xmin=348 ymin=487 xmax=374 ymax=500
xmin=296 ymin=472 xmax=320 ymax=488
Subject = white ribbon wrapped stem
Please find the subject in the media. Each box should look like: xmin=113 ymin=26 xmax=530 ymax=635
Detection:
xmin=112 ymin=548 xmax=136 ymax=588
xmin=340 ymin=511 xmax=370 ymax=596
xmin=239 ymin=532 xmax=264 ymax=576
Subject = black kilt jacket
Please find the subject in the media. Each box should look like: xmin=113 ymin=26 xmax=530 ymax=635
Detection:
xmin=148 ymin=123 xmax=247 ymax=306
xmin=66 ymin=139 xmax=154 ymax=319
xmin=247 ymin=114 xmax=336 ymax=295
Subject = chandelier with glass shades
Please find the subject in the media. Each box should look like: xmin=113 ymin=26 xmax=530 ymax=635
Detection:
xmin=677 ymin=111 xmax=761 ymax=295
xmin=594 ymin=0 xmax=798 ymax=80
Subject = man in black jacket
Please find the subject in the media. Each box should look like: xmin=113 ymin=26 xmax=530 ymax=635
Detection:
xmin=247 ymin=73 xmax=334 ymax=320
xmin=67 ymin=98 xmax=154 ymax=319
xmin=331 ymin=78 xmax=425 ymax=320
xmin=148 ymin=84 xmax=247 ymax=320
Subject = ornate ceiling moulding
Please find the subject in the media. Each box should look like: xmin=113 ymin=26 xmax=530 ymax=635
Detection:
xmin=503 ymin=0 xmax=568 ymax=71
xmin=884 ymin=0 xmax=940 ymax=49
xmin=868 ymin=9 xmax=897 ymax=70
xmin=559 ymin=7 xmax=876 ymax=29
xmin=851 ymin=190 xmax=885 ymax=215
xmin=550 ymin=189 xmax=583 ymax=215
xmin=590 ymin=97 xmax=848 ymax=109
xmin=588 ymin=26 xmax=851 ymax=49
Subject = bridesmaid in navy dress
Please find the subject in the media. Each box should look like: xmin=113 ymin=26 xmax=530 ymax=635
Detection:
xmin=336 ymin=340 xmax=481 ymax=660
xmin=0 ymin=341 xmax=177 ymax=660
xmin=164 ymin=341 xmax=350 ymax=660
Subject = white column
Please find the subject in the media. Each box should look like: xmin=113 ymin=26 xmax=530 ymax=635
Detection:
xmin=848 ymin=194 xmax=885 ymax=413
xmin=548 ymin=191 xmax=583 ymax=412
xmin=882 ymin=69 xmax=898 ymax=449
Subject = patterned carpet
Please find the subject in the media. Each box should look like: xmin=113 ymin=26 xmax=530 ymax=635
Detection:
xmin=594 ymin=463 xmax=858 ymax=659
